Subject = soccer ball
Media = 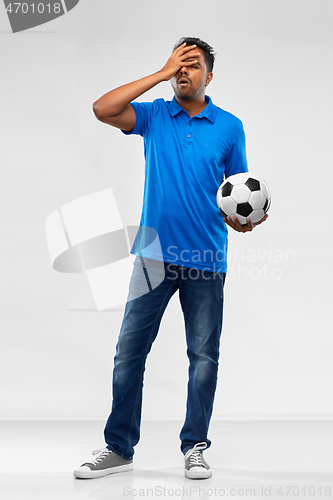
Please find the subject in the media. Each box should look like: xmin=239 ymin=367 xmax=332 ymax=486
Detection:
xmin=216 ymin=173 xmax=271 ymax=226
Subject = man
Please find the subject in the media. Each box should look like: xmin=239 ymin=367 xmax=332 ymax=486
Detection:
xmin=74 ymin=37 xmax=267 ymax=480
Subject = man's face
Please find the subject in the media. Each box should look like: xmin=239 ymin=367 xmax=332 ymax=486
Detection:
xmin=170 ymin=47 xmax=213 ymax=100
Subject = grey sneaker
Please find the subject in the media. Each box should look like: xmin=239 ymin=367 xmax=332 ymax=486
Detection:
xmin=74 ymin=448 xmax=133 ymax=479
xmin=184 ymin=442 xmax=211 ymax=479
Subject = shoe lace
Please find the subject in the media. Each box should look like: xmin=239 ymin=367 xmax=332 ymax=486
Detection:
xmin=89 ymin=448 xmax=112 ymax=465
xmin=184 ymin=442 xmax=207 ymax=467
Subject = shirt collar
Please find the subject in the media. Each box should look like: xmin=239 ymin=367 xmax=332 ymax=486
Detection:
xmin=168 ymin=95 xmax=217 ymax=123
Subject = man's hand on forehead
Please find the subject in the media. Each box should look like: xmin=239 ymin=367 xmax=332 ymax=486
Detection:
xmin=179 ymin=44 xmax=201 ymax=58
xmin=158 ymin=43 xmax=202 ymax=81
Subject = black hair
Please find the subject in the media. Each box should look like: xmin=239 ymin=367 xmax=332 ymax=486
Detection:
xmin=173 ymin=37 xmax=216 ymax=73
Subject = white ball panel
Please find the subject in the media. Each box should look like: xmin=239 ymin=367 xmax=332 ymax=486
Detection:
xmin=259 ymin=180 xmax=270 ymax=199
xmin=220 ymin=196 xmax=237 ymax=216
xmin=266 ymin=197 xmax=271 ymax=211
xmin=230 ymin=184 xmax=251 ymax=203
xmin=249 ymin=208 xmax=265 ymax=224
xmin=248 ymin=190 xmax=266 ymax=210
xmin=228 ymin=172 xmax=250 ymax=185
xmin=216 ymin=189 xmax=222 ymax=207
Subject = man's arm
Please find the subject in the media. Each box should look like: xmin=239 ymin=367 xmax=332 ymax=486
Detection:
xmin=92 ymin=43 xmax=201 ymax=131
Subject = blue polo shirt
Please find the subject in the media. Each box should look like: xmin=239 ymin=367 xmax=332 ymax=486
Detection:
xmin=122 ymin=95 xmax=248 ymax=272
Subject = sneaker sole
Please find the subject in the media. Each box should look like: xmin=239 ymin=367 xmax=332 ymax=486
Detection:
xmin=185 ymin=467 xmax=212 ymax=479
xmin=74 ymin=462 xmax=133 ymax=479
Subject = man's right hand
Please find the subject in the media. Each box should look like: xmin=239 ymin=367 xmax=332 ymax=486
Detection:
xmin=92 ymin=43 xmax=201 ymax=131
xmin=158 ymin=43 xmax=201 ymax=81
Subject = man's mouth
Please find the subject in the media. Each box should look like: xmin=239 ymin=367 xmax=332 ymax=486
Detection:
xmin=178 ymin=78 xmax=190 ymax=86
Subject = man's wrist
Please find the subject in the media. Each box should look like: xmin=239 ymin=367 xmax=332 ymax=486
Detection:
xmin=155 ymin=69 xmax=171 ymax=82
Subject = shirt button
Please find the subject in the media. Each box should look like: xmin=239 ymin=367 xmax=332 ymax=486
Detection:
xmin=189 ymin=122 xmax=192 ymax=126
xmin=187 ymin=134 xmax=191 ymax=138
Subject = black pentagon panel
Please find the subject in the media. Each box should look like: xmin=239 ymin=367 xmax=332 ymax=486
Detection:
xmin=263 ymin=199 xmax=269 ymax=212
xmin=221 ymin=182 xmax=233 ymax=197
xmin=245 ymin=177 xmax=260 ymax=192
xmin=237 ymin=202 xmax=253 ymax=217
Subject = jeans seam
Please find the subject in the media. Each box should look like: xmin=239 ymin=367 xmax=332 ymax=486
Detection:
xmin=126 ymin=281 xmax=177 ymax=455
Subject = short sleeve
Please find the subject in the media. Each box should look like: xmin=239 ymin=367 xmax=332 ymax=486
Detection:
xmin=224 ymin=124 xmax=248 ymax=179
xmin=121 ymin=101 xmax=159 ymax=137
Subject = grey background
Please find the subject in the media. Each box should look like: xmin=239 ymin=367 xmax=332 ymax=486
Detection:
xmin=1 ymin=0 xmax=333 ymax=420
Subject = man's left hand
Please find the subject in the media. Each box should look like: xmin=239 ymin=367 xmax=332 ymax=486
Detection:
xmin=223 ymin=214 xmax=268 ymax=233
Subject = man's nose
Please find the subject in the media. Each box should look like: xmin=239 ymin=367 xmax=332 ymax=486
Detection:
xmin=179 ymin=66 xmax=189 ymax=75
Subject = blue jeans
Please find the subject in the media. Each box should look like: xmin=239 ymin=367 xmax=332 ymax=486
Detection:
xmin=104 ymin=256 xmax=226 ymax=460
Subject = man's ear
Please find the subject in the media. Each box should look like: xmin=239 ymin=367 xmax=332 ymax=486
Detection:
xmin=205 ymin=72 xmax=213 ymax=87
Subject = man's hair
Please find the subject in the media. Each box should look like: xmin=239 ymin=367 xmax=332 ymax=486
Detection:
xmin=173 ymin=37 xmax=216 ymax=73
